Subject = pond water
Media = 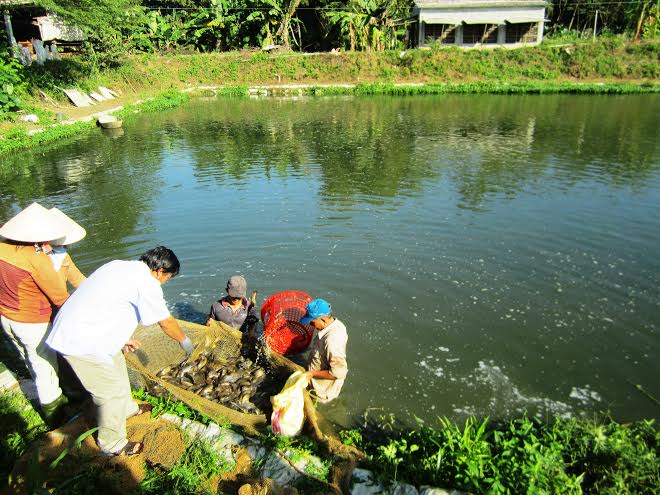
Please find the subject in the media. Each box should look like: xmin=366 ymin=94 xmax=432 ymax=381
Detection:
xmin=1 ymin=94 xmax=659 ymax=428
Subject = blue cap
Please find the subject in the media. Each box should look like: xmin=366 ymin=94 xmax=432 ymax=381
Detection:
xmin=300 ymin=298 xmax=332 ymax=325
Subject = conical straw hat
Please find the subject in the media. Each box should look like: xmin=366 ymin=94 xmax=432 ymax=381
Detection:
xmin=0 ymin=202 xmax=69 ymax=243
xmin=49 ymin=208 xmax=86 ymax=245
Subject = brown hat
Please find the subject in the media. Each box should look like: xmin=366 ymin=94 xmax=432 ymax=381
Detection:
xmin=0 ymin=202 xmax=68 ymax=243
xmin=226 ymin=275 xmax=247 ymax=298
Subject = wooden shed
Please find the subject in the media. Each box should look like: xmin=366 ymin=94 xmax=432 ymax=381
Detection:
xmin=413 ymin=0 xmax=547 ymax=48
xmin=2 ymin=0 xmax=84 ymax=54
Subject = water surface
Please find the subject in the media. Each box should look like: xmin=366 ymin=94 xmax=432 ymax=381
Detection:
xmin=1 ymin=94 xmax=659 ymax=427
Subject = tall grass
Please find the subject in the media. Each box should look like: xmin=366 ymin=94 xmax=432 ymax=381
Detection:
xmin=348 ymin=414 xmax=660 ymax=494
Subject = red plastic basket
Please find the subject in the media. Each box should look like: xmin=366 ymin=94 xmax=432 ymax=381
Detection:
xmin=261 ymin=291 xmax=314 ymax=355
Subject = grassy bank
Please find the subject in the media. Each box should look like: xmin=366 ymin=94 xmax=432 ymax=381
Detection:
xmin=2 ymin=387 xmax=658 ymax=494
xmin=0 ymin=90 xmax=190 ymax=156
xmin=19 ymin=38 xmax=660 ymax=100
xmin=0 ymin=38 xmax=658 ymax=155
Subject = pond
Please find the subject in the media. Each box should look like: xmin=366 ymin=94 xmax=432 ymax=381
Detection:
xmin=1 ymin=94 xmax=659 ymax=428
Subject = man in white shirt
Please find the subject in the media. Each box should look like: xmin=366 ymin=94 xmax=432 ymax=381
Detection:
xmin=47 ymin=246 xmax=194 ymax=456
xmin=299 ymin=298 xmax=348 ymax=403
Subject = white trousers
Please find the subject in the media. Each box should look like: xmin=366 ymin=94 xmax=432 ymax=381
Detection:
xmin=0 ymin=315 xmax=62 ymax=405
xmin=64 ymin=352 xmax=139 ymax=454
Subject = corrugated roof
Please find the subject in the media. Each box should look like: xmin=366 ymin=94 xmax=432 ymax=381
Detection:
xmin=415 ymin=0 xmax=547 ymax=8
xmin=0 ymin=0 xmax=35 ymax=6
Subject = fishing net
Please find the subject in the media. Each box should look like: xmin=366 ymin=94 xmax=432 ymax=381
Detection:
xmin=125 ymin=319 xmax=312 ymax=434
xmin=125 ymin=319 xmax=362 ymax=494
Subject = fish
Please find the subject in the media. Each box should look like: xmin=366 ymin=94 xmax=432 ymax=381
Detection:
xmin=154 ymin=343 xmax=280 ymax=415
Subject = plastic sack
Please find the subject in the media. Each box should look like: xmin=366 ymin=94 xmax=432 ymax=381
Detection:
xmin=270 ymin=371 xmax=309 ymax=437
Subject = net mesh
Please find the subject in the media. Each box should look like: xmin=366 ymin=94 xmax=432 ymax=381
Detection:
xmin=125 ymin=319 xmax=362 ymax=494
xmin=125 ymin=319 xmax=307 ymax=434
xmin=261 ymin=291 xmax=314 ymax=355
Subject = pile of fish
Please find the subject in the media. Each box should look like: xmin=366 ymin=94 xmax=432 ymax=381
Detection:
xmin=153 ymin=348 xmax=280 ymax=415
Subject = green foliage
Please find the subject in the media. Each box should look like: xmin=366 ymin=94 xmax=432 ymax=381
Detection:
xmin=0 ymin=89 xmax=189 ymax=157
xmin=261 ymin=429 xmax=330 ymax=478
xmin=132 ymin=388 xmax=214 ymax=425
xmin=22 ymin=58 xmax=90 ymax=94
xmin=358 ymin=414 xmax=660 ymax=495
xmin=49 ymin=427 xmax=99 ymax=470
xmin=339 ymin=428 xmax=363 ymax=447
xmin=214 ymin=85 xmax=250 ymax=96
xmin=260 ymin=427 xmax=324 ymax=458
xmin=0 ymin=391 xmax=48 ymax=491
xmin=325 ymin=0 xmax=410 ymax=51
xmin=0 ymin=53 xmax=25 ymax=114
xmin=139 ymin=440 xmax=233 ymax=494
xmin=0 ymin=120 xmax=92 ymax=157
xmin=35 ymin=0 xmax=146 ymax=69
xmin=547 ymin=0 xmax=658 ymax=39
xmin=130 ymin=1 xmax=255 ymax=53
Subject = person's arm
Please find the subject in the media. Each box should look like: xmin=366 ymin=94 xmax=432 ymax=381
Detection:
xmin=136 ymin=281 xmax=193 ymax=356
xmin=31 ymin=254 xmax=69 ymax=307
xmin=158 ymin=316 xmax=194 ymax=355
xmin=65 ymin=255 xmax=86 ymax=288
xmin=305 ymin=369 xmax=336 ymax=381
xmin=159 ymin=315 xmax=186 ymax=342
xmin=205 ymin=304 xmax=217 ymax=326
xmin=306 ymin=331 xmax=348 ymax=382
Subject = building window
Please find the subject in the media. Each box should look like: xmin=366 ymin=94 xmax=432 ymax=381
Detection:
xmin=505 ymin=22 xmax=538 ymax=43
xmin=462 ymin=23 xmax=499 ymax=44
xmin=424 ymin=23 xmax=456 ymax=44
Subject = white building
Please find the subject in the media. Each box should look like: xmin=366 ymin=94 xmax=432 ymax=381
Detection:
xmin=413 ymin=0 xmax=547 ymax=48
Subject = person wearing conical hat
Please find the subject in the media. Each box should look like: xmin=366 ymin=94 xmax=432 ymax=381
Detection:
xmin=49 ymin=208 xmax=87 ymax=289
xmin=0 ymin=203 xmax=74 ymax=425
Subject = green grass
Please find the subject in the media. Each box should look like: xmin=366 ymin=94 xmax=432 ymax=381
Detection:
xmin=349 ymin=414 xmax=660 ymax=495
xmin=299 ymin=81 xmax=659 ymax=96
xmin=258 ymin=428 xmax=331 ymax=483
xmin=0 ymin=90 xmax=191 ymax=157
xmin=0 ymin=391 xmax=48 ymax=490
xmin=132 ymin=388 xmax=217 ymax=426
xmin=3 ymin=383 xmax=659 ymax=495
xmin=137 ymin=439 xmax=234 ymax=495
xmin=115 ymin=89 xmax=190 ymax=121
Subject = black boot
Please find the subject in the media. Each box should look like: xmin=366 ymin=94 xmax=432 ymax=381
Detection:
xmin=40 ymin=394 xmax=69 ymax=428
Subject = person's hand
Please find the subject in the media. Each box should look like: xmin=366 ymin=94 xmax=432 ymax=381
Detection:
xmin=179 ymin=336 xmax=194 ymax=357
xmin=122 ymin=339 xmax=142 ymax=353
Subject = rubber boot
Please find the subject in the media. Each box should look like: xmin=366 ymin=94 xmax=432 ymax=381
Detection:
xmin=40 ymin=393 xmax=69 ymax=428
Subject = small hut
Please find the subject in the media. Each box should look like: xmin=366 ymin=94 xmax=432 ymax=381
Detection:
xmin=413 ymin=0 xmax=547 ymax=48
xmin=2 ymin=0 xmax=85 ymax=59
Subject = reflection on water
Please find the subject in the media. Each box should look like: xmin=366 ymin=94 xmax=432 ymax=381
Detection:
xmin=1 ymin=94 xmax=659 ymax=427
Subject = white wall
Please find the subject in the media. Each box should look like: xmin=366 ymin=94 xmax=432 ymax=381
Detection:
xmin=417 ymin=6 xmax=546 ymax=47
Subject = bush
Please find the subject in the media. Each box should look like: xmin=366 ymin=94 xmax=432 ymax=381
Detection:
xmin=0 ymin=53 xmax=24 ymax=114
xmin=353 ymin=414 xmax=660 ymax=494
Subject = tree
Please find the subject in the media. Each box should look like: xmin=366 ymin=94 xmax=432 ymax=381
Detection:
xmin=35 ymin=0 xmax=145 ymax=68
xmin=547 ymin=0 xmax=658 ymax=38
xmin=325 ymin=0 xmax=412 ymax=51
